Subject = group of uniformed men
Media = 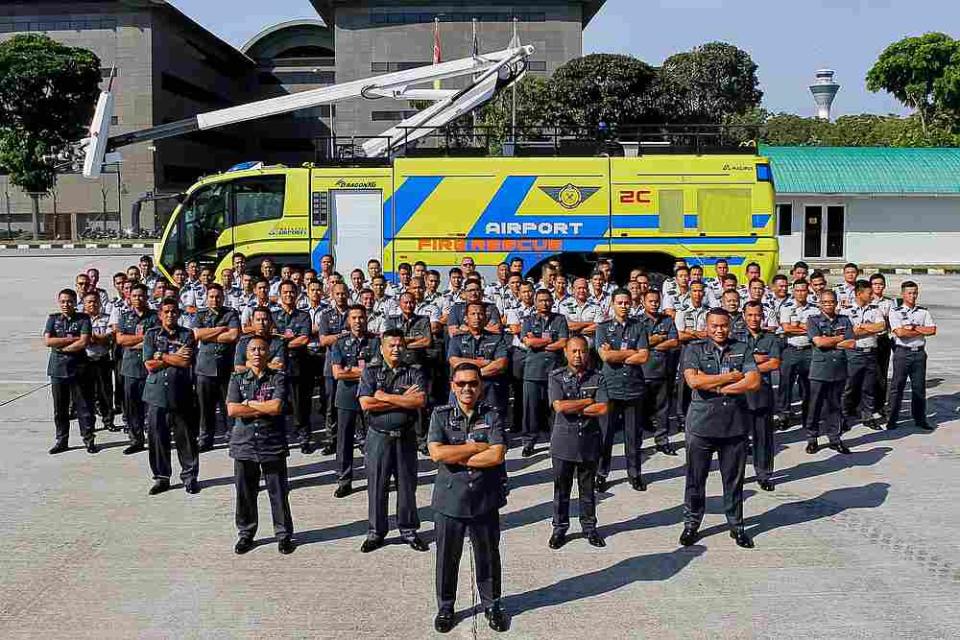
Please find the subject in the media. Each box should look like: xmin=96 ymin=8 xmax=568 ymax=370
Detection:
xmin=43 ymin=252 xmax=937 ymax=633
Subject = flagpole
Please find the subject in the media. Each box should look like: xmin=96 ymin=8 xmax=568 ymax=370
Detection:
xmin=511 ymin=17 xmax=518 ymax=143
xmin=433 ymin=17 xmax=441 ymax=91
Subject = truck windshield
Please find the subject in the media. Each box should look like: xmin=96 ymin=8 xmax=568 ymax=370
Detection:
xmin=158 ymin=182 xmax=230 ymax=273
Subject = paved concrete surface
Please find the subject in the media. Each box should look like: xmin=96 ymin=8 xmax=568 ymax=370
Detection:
xmin=0 ymin=255 xmax=957 ymax=639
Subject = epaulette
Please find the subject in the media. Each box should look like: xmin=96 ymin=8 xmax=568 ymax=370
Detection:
xmin=549 ymin=366 xmax=567 ymax=377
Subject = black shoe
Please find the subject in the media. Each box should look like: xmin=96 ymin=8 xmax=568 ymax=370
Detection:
xmin=630 ymin=477 xmax=647 ymax=492
xmin=149 ymin=480 xmax=170 ymax=495
xmin=434 ymin=611 xmax=455 ymax=634
xmin=333 ymin=483 xmax=352 ymax=498
xmin=586 ymin=530 xmax=606 ymax=548
xmin=319 ymin=443 xmax=335 ymax=456
xmin=278 ymin=537 xmax=296 ymax=555
xmin=85 ymin=441 xmax=98 ymax=454
xmin=234 ymin=537 xmax=254 ymax=555
xmin=360 ymin=537 xmax=384 ymax=553
xmin=417 ymin=443 xmax=429 ymax=456
xmin=485 ymin=605 xmax=508 ymax=633
xmin=730 ymin=528 xmax=754 ymax=549
xmin=758 ymin=479 xmax=775 ymax=492
xmin=48 ymin=442 xmax=69 ymax=455
xmin=679 ymin=526 xmax=699 ymax=547
xmin=548 ymin=531 xmax=566 ymax=549
xmin=404 ymin=534 xmax=429 ymax=552
xmin=595 ymin=475 xmax=608 ymax=493
xmin=300 ymin=440 xmax=316 ymax=455
xmin=656 ymin=443 xmax=678 ymax=456
xmin=184 ymin=479 xmax=201 ymax=494
xmin=886 ymin=421 xmax=898 ymax=430
xmin=917 ymin=422 xmax=935 ymax=431
xmin=805 ymin=439 xmax=818 ymax=454
xmin=745 ymin=443 xmax=753 ymax=457
xmin=521 ymin=444 xmax=534 ymax=458
xmin=198 ymin=442 xmax=213 ymax=453
xmin=828 ymin=440 xmax=851 ymax=455
xmin=106 ymin=423 xmax=121 ymax=433
xmin=122 ymin=443 xmax=145 ymax=455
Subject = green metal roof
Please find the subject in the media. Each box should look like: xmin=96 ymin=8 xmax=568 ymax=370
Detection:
xmin=759 ymin=145 xmax=960 ymax=195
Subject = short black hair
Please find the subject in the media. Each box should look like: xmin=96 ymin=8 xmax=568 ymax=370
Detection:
xmin=448 ymin=267 xmax=462 ymax=277
xmin=278 ymin=279 xmax=297 ymax=292
xmin=844 ymin=262 xmax=859 ymax=271
xmin=869 ymin=273 xmax=886 ymax=284
xmin=901 ymin=280 xmax=918 ymax=291
xmin=611 ymin=287 xmax=630 ymax=300
xmin=139 ymin=255 xmax=153 ymax=263
xmin=159 ymin=296 xmax=180 ymax=311
xmin=715 ymin=258 xmax=729 ymax=267
xmin=772 ymin=274 xmax=788 ymax=284
xmin=131 ymin=283 xmax=148 ymax=295
xmin=206 ymin=282 xmax=223 ymax=294
xmin=855 ymin=279 xmax=872 ymax=294
xmin=706 ymin=307 xmax=730 ymax=321
xmin=382 ymin=328 xmax=405 ymax=341
xmin=743 ymin=300 xmax=763 ymax=312
xmin=792 ymin=261 xmax=809 ymax=271
xmin=347 ymin=304 xmax=367 ymax=316
xmin=451 ymin=362 xmax=482 ymax=379
xmin=252 ymin=306 xmax=273 ymax=320
xmin=746 ymin=262 xmax=761 ymax=271
xmin=58 ymin=288 xmax=77 ymax=300
xmin=247 ymin=335 xmax=269 ymax=351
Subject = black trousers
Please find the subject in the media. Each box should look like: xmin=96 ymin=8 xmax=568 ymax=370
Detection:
xmin=289 ymin=374 xmax=314 ymax=444
xmin=234 ymin=457 xmax=293 ymax=540
xmin=641 ymin=377 xmax=670 ymax=445
xmin=50 ymin=375 xmax=95 ymax=446
xmin=598 ymin=398 xmax=643 ymax=480
xmin=88 ymin=358 xmax=115 ymax=426
xmin=197 ymin=373 xmax=229 ymax=447
xmin=683 ymin=432 xmax=746 ymax=529
xmin=112 ymin=347 xmax=124 ymax=414
xmin=887 ymin=347 xmax=928 ymax=428
xmin=364 ymin=427 xmax=419 ymax=539
xmin=336 ymin=407 xmax=361 ymax=485
xmin=122 ymin=376 xmax=146 ymax=446
xmin=665 ymin=350 xmax=681 ymax=418
xmin=435 ymin=509 xmax=501 ymax=614
xmin=146 ymin=405 xmax=199 ymax=483
xmin=806 ymin=379 xmax=844 ymax=441
xmin=324 ymin=376 xmax=338 ymax=435
xmin=510 ymin=349 xmax=525 ymax=431
xmin=521 ymin=380 xmax=549 ymax=446
xmin=778 ymin=346 xmax=811 ymax=423
xmin=552 ymin=458 xmax=598 ymax=533
xmin=749 ymin=408 xmax=775 ymax=482
xmin=843 ymin=350 xmax=877 ymax=421
xmin=874 ymin=335 xmax=893 ymax=414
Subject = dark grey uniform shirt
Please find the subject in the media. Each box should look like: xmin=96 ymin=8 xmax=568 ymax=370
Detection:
xmin=744 ymin=330 xmax=782 ymax=412
xmin=448 ymin=330 xmax=509 ymax=403
xmin=639 ymin=312 xmax=678 ymax=381
xmin=682 ymin=338 xmax=758 ymax=438
xmin=318 ymin=305 xmax=350 ymax=377
xmin=44 ymin=312 xmax=92 ymax=378
xmin=447 ymin=301 xmax=502 ymax=333
xmin=807 ymin=313 xmax=855 ymax=382
xmin=596 ymin=316 xmax=649 ymax=401
xmin=384 ymin=312 xmax=432 ymax=365
xmin=118 ymin=309 xmax=159 ymax=379
xmin=194 ymin=306 xmax=241 ymax=378
xmin=547 ymin=367 xmax=608 ymax=463
xmin=358 ymin=361 xmax=426 ymax=432
xmin=520 ymin=312 xmax=569 ymax=381
xmin=142 ymin=325 xmax=196 ymax=409
xmin=227 ymin=369 xmax=289 ymax=462
xmin=330 ymin=333 xmax=379 ymax=410
xmin=428 ymin=402 xmax=507 ymax=518
xmin=272 ymin=307 xmax=311 ymax=377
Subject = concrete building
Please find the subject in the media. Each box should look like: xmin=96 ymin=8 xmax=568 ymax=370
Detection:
xmin=0 ymin=1 xmax=601 ymax=237
xmin=765 ymin=146 xmax=960 ymax=268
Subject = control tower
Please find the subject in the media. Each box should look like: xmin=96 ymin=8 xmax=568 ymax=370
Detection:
xmin=810 ymin=69 xmax=840 ymax=121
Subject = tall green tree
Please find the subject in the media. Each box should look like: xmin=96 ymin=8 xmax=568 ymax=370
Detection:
xmin=0 ymin=34 xmax=100 ymax=238
xmin=476 ymin=75 xmax=556 ymax=140
xmin=549 ymin=53 xmax=659 ymax=132
xmin=658 ymin=42 xmax=763 ymax=124
xmin=866 ymin=32 xmax=960 ymax=134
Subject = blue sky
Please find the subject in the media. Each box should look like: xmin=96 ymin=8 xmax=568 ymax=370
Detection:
xmin=169 ymin=0 xmax=958 ymax=117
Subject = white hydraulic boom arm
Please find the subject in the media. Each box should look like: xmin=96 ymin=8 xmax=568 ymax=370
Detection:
xmin=81 ymin=45 xmax=534 ymax=178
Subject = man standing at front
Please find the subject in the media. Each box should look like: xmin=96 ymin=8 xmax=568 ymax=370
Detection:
xmin=143 ymin=299 xmax=200 ymax=496
xmin=428 ymin=363 xmax=508 ymax=634
xmin=596 ymin=288 xmax=649 ymax=492
xmin=680 ymin=308 xmax=761 ymax=549
xmin=357 ymin=329 xmax=429 ymax=553
xmin=519 ymin=290 xmax=569 ymax=456
xmin=194 ymin=284 xmax=241 ymax=451
xmin=886 ymin=281 xmax=937 ymax=431
xmin=806 ymin=290 xmax=856 ymax=454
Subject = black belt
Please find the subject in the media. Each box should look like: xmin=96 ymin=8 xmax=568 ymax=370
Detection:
xmin=895 ymin=345 xmax=925 ymax=352
xmin=368 ymin=425 xmax=414 ymax=437
xmin=787 ymin=344 xmax=811 ymax=350
xmin=853 ymin=347 xmax=875 ymax=353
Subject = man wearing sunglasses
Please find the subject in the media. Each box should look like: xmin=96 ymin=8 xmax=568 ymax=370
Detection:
xmin=428 ymin=363 xmax=507 ymax=634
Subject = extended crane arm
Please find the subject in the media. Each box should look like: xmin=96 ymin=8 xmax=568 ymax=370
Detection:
xmin=81 ymin=45 xmax=534 ymax=178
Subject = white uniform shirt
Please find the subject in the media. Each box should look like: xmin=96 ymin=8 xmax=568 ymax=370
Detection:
xmin=86 ymin=312 xmax=114 ymax=361
xmin=779 ymin=301 xmax=820 ymax=347
xmin=889 ymin=304 xmax=935 ymax=348
xmin=834 ymin=282 xmax=857 ymax=309
xmin=872 ymin=295 xmax=895 ymax=337
xmin=559 ymin=298 xmax=602 ymax=345
xmin=841 ymin=302 xmax=884 ymax=349
xmin=674 ymin=303 xmax=710 ymax=335
xmin=505 ymin=303 xmax=536 ymax=348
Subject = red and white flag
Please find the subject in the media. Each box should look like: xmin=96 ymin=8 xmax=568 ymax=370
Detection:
xmin=433 ymin=18 xmax=442 ymax=89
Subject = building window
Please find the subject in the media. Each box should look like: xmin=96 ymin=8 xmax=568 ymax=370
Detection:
xmin=258 ymin=71 xmax=336 ymax=85
xmin=110 ymin=116 xmax=119 ymax=125
xmin=0 ymin=17 xmax=117 ymax=33
xmin=233 ymin=176 xmax=286 ymax=226
xmin=371 ymin=61 xmax=432 ymax=73
xmin=527 ymin=61 xmax=547 ymax=72
xmin=370 ymin=12 xmax=546 ymax=25
xmin=293 ymin=106 xmax=335 ymax=119
xmin=776 ymin=203 xmax=792 ymax=236
xmin=161 ymin=73 xmax=231 ymax=107
xmin=100 ymin=68 xmax=120 ymax=80
xmin=372 ymin=110 xmax=418 ymax=122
